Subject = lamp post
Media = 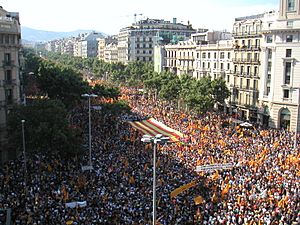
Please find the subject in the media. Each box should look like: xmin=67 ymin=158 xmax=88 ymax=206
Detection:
xmin=294 ymin=87 xmax=300 ymax=150
xmin=141 ymin=134 xmax=170 ymax=225
xmin=81 ymin=93 xmax=98 ymax=168
xmin=21 ymin=120 xmax=27 ymax=189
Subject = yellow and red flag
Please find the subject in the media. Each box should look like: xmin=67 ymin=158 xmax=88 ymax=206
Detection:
xmin=128 ymin=118 xmax=183 ymax=142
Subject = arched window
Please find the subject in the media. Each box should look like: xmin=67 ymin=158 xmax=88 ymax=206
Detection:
xmin=280 ymin=108 xmax=291 ymax=130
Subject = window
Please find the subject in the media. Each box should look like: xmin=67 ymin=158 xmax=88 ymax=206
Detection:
xmin=220 ymin=63 xmax=224 ymax=70
xmin=202 ymin=52 xmax=206 ymax=58
xmin=4 ymin=53 xmax=11 ymax=62
xmin=227 ymin=52 xmax=231 ymax=59
xmin=227 ymin=75 xmax=230 ymax=83
xmin=266 ymin=35 xmax=273 ymax=43
xmin=197 ymin=53 xmax=199 ymax=58
xmin=214 ymin=63 xmax=217 ymax=69
xmin=253 ymin=80 xmax=258 ymax=89
xmin=254 ymin=66 xmax=258 ymax=76
xmin=214 ymin=52 xmax=217 ymax=59
xmin=5 ymin=70 xmax=12 ymax=81
xmin=286 ymin=35 xmax=293 ymax=42
xmin=288 ymin=0 xmax=295 ymax=11
xmin=247 ymin=66 xmax=251 ymax=75
xmin=234 ymin=65 xmax=238 ymax=73
xmin=283 ymin=90 xmax=289 ymax=98
xmin=4 ymin=35 xmax=9 ymax=44
xmin=246 ymin=79 xmax=250 ymax=89
xmin=208 ymin=62 xmax=210 ymax=68
xmin=5 ymin=89 xmax=13 ymax=102
xmin=240 ymin=78 xmax=243 ymax=88
xmin=208 ymin=52 xmax=211 ymax=58
xmin=284 ymin=62 xmax=291 ymax=84
xmin=287 ymin=21 xmax=293 ymax=28
xmin=220 ymin=52 xmax=225 ymax=59
xmin=286 ymin=49 xmax=292 ymax=57
xmin=227 ymin=63 xmax=230 ymax=70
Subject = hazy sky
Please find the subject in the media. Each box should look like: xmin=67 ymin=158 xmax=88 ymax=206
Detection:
xmin=2 ymin=0 xmax=279 ymax=35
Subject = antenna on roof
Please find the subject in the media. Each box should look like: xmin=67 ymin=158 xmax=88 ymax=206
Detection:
xmin=134 ymin=13 xmax=143 ymax=23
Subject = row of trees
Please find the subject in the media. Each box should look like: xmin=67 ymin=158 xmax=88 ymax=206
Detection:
xmin=7 ymin=49 xmax=127 ymax=156
xmin=144 ymin=72 xmax=230 ymax=113
xmin=45 ymin=51 xmax=230 ymax=113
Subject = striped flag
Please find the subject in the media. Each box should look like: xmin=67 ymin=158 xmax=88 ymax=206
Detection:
xmin=128 ymin=118 xmax=183 ymax=142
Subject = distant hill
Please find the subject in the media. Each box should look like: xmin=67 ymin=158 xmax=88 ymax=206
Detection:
xmin=21 ymin=26 xmax=106 ymax=43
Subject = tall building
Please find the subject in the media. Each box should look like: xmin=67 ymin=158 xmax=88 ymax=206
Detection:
xmin=97 ymin=36 xmax=117 ymax=61
xmin=0 ymin=6 xmax=23 ymax=163
xmin=231 ymin=14 xmax=265 ymax=121
xmin=259 ymin=0 xmax=300 ymax=131
xmin=81 ymin=32 xmax=103 ymax=58
xmin=118 ymin=18 xmax=196 ymax=64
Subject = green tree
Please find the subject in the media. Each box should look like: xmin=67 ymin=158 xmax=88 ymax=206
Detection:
xmin=37 ymin=60 xmax=90 ymax=108
xmin=211 ymin=77 xmax=230 ymax=104
xmin=7 ymin=99 xmax=83 ymax=156
xmin=92 ymin=84 xmax=120 ymax=99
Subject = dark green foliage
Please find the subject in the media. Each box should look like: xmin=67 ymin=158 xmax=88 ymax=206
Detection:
xmin=92 ymin=84 xmax=120 ymax=99
xmin=36 ymin=60 xmax=90 ymax=108
xmin=7 ymin=99 xmax=83 ymax=156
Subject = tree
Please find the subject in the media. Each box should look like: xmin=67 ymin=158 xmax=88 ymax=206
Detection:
xmin=92 ymin=84 xmax=120 ymax=99
xmin=211 ymin=77 xmax=230 ymax=104
xmin=36 ymin=60 xmax=90 ymax=108
xmin=7 ymin=99 xmax=83 ymax=156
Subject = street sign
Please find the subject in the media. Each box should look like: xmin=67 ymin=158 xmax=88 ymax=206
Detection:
xmin=195 ymin=163 xmax=234 ymax=172
xmin=81 ymin=165 xmax=93 ymax=171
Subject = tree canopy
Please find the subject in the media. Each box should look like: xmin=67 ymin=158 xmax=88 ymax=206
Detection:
xmin=7 ymin=99 xmax=83 ymax=156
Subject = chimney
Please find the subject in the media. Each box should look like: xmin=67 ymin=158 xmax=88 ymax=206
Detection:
xmin=173 ymin=18 xmax=177 ymax=24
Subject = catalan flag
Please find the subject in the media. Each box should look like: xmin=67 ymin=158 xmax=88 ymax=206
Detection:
xmin=128 ymin=118 xmax=183 ymax=142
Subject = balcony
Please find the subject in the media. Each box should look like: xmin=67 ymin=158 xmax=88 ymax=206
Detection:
xmin=234 ymin=45 xmax=261 ymax=52
xmin=232 ymin=31 xmax=262 ymax=38
xmin=0 ymin=99 xmax=19 ymax=108
xmin=2 ymin=60 xmax=15 ymax=68
xmin=232 ymin=58 xmax=260 ymax=65
xmin=2 ymin=79 xmax=17 ymax=87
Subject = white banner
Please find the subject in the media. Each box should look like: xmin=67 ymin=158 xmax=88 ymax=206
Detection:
xmin=65 ymin=201 xmax=87 ymax=208
xmin=195 ymin=163 xmax=234 ymax=172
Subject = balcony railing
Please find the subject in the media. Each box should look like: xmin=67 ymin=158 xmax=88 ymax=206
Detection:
xmin=233 ymin=45 xmax=261 ymax=51
xmin=0 ymin=99 xmax=19 ymax=108
xmin=2 ymin=60 xmax=15 ymax=67
xmin=2 ymin=79 xmax=17 ymax=86
xmin=232 ymin=58 xmax=260 ymax=64
xmin=232 ymin=31 xmax=262 ymax=38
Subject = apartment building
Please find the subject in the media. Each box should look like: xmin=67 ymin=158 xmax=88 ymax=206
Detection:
xmin=164 ymin=40 xmax=196 ymax=76
xmin=97 ymin=36 xmax=117 ymax=61
xmin=81 ymin=32 xmax=103 ymax=58
xmin=259 ymin=0 xmax=300 ymax=131
xmin=104 ymin=43 xmax=118 ymax=63
xmin=118 ymin=18 xmax=196 ymax=64
xmin=161 ymin=31 xmax=232 ymax=78
xmin=231 ymin=14 xmax=265 ymax=121
xmin=0 ymin=6 xmax=22 ymax=163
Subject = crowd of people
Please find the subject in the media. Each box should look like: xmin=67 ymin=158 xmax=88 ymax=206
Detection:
xmin=0 ymin=86 xmax=299 ymax=224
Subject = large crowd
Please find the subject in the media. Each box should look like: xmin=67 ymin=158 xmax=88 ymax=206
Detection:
xmin=0 ymin=87 xmax=299 ymax=224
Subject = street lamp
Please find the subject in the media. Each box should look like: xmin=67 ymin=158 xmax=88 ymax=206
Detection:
xmin=21 ymin=120 xmax=27 ymax=189
xmin=141 ymin=134 xmax=170 ymax=225
xmin=81 ymin=93 xmax=98 ymax=169
xmin=294 ymin=87 xmax=300 ymax=149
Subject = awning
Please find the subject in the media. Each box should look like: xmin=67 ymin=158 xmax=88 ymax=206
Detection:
xmin=128 ymin=118 xmax=183 ymax=142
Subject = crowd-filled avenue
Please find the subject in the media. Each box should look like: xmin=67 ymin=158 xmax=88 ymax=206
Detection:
xmin=1 ymin=87 xmax=299 ymax=224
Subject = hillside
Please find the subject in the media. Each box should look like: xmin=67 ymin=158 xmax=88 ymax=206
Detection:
xmin=21 ymin=26 xmax=106 ymax=42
